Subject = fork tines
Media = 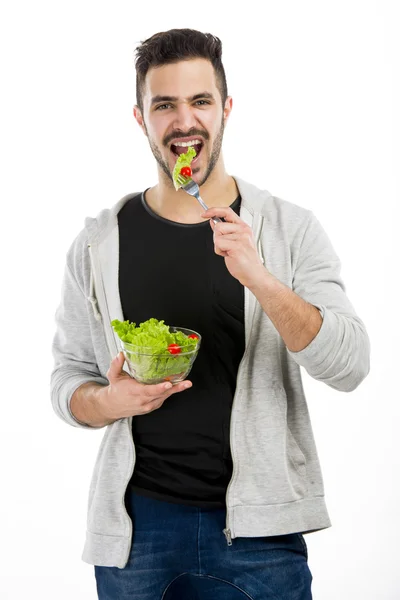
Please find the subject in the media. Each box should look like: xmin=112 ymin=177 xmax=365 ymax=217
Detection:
xmin=177 ymin=175 xmax=191 ymax=186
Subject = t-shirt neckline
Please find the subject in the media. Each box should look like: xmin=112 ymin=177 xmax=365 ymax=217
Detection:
xmin=141 ymin=189 xmax=241 ymax=228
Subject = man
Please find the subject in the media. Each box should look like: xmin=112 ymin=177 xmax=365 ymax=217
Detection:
xmin=51 ymin=28 xmax=370 ymax=600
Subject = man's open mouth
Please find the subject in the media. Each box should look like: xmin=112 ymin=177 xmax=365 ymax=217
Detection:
xmin=170 ymin=139 xmax=204 ymax=161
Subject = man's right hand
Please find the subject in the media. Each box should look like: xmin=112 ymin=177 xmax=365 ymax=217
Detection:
xmin=99 ymin=352 xmax=193 ymax=421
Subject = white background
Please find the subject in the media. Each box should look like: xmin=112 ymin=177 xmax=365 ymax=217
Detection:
xmin=0 ymin=0 xmax=399 ymax=598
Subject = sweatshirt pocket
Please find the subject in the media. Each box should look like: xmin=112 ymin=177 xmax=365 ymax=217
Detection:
xmin=232 ymin=385 xmax=308 ymax=505
xmin=271 ymin=385 xmax=307 ymax=484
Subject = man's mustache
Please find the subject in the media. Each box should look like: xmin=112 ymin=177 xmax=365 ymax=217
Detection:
xmin=164 ymin=129 xmax=209 ymax=147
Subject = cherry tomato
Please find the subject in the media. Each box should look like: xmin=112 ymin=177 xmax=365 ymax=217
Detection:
xmin=167 ymin=343 xmax=181 ymax=354
xmin=180 ymin=166 xmax=192 ymax=178
xmin=188 ymin=334 xmax=199 ymax=339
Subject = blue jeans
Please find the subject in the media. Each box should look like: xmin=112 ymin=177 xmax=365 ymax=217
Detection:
xmin=95 ymin=491 xmax=312 ymax=599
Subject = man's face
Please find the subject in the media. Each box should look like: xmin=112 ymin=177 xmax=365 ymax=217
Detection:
xmin=135 ymin=58 xmax=232 ymax=187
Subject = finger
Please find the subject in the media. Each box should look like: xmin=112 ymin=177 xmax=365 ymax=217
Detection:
xmin=142 ymin=399 xmax=165 ymax=414
xmin=107 ymin=351 xmax=125 ymax=379
xmin=214 ymin=232 xmax=243 ymax=242
xmin=214 ymin=237 xmax=237 ymax=253
xmin=211 ymin=221 xmax=246 ymax=236
xmin=167 ymin=380 xmax=192 ymax=395
xmin=201 ymin=207 xmax=242 ymax=224
xmin=143 ymin=380 xmax=174 ymax=399
xmin=143 ymin=379 xmax=192 ymax=402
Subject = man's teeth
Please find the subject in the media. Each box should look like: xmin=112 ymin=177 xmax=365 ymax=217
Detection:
xmin=172 ymin=139 xmax=201 ymax=147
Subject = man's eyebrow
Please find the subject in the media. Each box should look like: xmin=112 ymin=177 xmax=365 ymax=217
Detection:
xmin=151 ymin=95 xmax=178 ymax=105
xmin=191 ymin=92 xmax=214 ymax=101
xmin=151 ymin=92 xmax=214 ymax=105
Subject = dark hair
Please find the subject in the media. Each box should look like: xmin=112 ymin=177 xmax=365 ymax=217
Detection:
xmin=134 ymin=28 xmax=228 ymax=112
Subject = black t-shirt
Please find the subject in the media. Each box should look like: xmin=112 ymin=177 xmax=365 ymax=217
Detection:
xmin=118 ymin=191 xmax=245 ymax=507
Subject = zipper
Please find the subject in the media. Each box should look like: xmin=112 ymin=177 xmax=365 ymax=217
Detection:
xmin=223 ymin=340 xmax=253 ymax=546
xmin=223 ymin=215 xmax=264 ymax=546
xmin=123 ymin=416 xmax=135 ymax=566
xmin=223 ymin=528 xmax=232 ymax=545
xmin=87 ymin=242 xmax=136 ymax=567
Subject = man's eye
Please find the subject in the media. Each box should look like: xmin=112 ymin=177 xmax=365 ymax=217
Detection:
xmin=156 ymin=104 xmax=171 ymax=111
xmin=195 ymin=100 xmax=209 ymax=106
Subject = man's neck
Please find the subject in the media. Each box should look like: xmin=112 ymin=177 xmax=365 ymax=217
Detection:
xmin=145 ymin=167 xmax=239 ymax=225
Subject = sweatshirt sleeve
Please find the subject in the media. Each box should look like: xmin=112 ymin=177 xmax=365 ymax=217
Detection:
xmin=287 ymin=212 xmax=370 ymax=392
xmin=50 ymin=257 xmax=110 ymax=429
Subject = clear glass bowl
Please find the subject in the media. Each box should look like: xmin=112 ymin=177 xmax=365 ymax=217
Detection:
xmin=120 ymin=326 xmax=201 ymax=385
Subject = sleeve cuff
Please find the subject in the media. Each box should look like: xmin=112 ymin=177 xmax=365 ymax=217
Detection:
xmin=54 ymin=374 xmax=110 ymax=429
xmin=287 ymin=305 xmax=339 ymax=373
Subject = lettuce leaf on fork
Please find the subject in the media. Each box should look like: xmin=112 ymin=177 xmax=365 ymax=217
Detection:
xmin=172 ymin=146 xmax=196 ymax=190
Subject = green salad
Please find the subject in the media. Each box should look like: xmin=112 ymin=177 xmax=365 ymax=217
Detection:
xmin=172 ymin=146 xmax=196 ymax=190
xmin=111 ymin=317 xmax=200 ymax=383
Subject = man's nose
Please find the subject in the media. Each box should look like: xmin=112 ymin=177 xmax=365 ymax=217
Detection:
xmin=172 ymin=102 xmax=197 ymax=133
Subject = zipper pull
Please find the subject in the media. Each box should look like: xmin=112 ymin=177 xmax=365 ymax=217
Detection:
xmin=223 ymin=528 xmax=232 ymax=546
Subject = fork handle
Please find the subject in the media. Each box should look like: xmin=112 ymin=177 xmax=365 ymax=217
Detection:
xmin=196 ymin=196 xmax=223 ymax=223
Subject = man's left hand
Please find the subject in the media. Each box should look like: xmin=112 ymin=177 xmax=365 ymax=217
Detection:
xmin=201 ymin=207 xmax=269 ymax=289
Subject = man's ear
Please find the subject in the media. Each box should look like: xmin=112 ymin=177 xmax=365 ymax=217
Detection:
xmin=133 ymin=105 xmax=147 ymax=136
xmin=223 ymin=96 xmax=233 ymax=123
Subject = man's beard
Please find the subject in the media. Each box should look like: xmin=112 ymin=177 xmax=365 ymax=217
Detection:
xmin=145 ymin=118 xmax=225 ymax=187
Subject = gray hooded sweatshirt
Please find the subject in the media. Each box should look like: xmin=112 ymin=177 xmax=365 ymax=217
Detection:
xmin=50 ymin=177 xmax=370 ymax=568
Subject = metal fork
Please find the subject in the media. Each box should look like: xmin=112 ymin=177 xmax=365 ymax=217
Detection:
xmin=176 ymin=175 xmax=223 ymax=224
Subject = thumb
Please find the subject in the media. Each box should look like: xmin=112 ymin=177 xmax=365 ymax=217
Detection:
xmin=107 ymin=351 xmax=125 ymax=380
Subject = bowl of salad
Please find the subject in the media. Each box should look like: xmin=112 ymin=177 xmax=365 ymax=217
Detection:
xmin=111 ymin=318 xmax=201 ymax=384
